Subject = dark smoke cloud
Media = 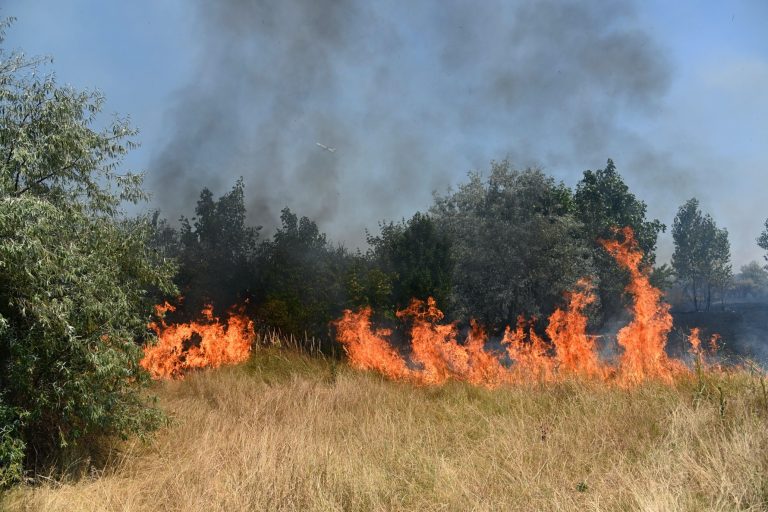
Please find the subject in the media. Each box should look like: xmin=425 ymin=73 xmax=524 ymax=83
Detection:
xmin=149 ymin=0 xmax=672 ymax=246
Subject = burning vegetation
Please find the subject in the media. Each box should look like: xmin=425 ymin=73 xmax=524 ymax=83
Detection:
xmin=5 ymin=10 xmax=768 ymax=507
xmin=140 ymin=301 xmax=254 ymax=380
xmin=336 ymin=227 xmax=721 ymax=388
xmin=144 ymin=227 xmax=725 ymax=385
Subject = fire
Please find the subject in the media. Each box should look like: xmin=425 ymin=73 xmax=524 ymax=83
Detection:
xmin=335 ymin=307 xmax=412 ymax=380
xmin=398 ymin=298 xmax=509 ymax=387
xmin=545 ymin=279 xmax=605 ymax=379
xmin=599 ymin=227 xmax=684 ymax=386
xmin=502 ymin=317 xmax=555 ymax=383
xmin=688 ymin=327 xmax=703 ymax=359
xmin=688 ymin=327 xmax=721 ymax=371
xmin=141 ymin=301 xmax=255 ymax=380
xmin=335 ymin=227 xmax=718 ymax=388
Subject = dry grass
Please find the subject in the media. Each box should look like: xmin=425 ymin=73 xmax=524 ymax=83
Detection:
xmin=3 ymin=349 xmax=768 ymax=511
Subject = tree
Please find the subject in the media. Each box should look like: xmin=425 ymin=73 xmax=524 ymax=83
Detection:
xmin=171 ymin=179 xmax=260 ymax=317
xmin=0 ymin=25 xmax=144 ymax=214
xmin=649 ymin=263 xmax=676 ymax=292
xmin=671 ymin=198 xmax=732 ymax=311
xmin=367 ymin=212 xmax=453 ymax=311
xmin=431 ymin=161 xmax=594 ymax=331
xmin=343 ymin=252 xmax=394 ymax=314
xmin=0 ymin=19 xmax=175 ymax=483
xmin=574 ymin=159 xmax=665 ymax=320
xmin=256 ymin=208 xmax=350 ymax=344
xmin=731 ymin=261 xmax=768 ymax=300
xmin=758 ymin=219 xmax=768 ymax=265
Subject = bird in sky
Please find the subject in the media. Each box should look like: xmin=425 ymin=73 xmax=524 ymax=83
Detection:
xmin=315 ymin=142 xmax=336 ymax=153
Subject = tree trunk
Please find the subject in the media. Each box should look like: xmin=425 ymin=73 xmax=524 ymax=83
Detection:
xmin=720 ymin=284 xmax=726 ymax=310
xmin=692 ymin=280 xmax=699 ymax=312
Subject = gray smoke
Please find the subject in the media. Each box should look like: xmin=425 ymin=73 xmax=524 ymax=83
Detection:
xmin=148 ymin=0 xmax=672 ymax=246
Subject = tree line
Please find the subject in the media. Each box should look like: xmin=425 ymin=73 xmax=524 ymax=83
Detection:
xmin=148 ymin=157 xmax=755 ymax=343
xmin=2 ymin=17 xmax=768 ymax=484
xmin=147 ymin=160 xmax=649 ymax=339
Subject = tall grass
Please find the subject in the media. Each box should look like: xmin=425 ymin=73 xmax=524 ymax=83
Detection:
xmin=4 ymin=349 xmax=767 ymax=511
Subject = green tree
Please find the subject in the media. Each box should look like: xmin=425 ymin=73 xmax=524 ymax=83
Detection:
xmin=757 ymin=219 xmax=768 ymax=265
xmin=172 ymin=179 xmax=260 ymax=316
xmin=671 ymin=198 xmax=732 ymax=311
xmin=574 ymin=159 xmax=665 ymax=320
xmin=649 ymin=263 xmax=676 ymax=292
xmin=0 ymin=19 xmax=175 ymax=483
xmin=367 ymin=212 xmax=453 ymax=311
xmin=731 ymin=261 xmax=768 ymax=300
xmin=431 ymin=161 xmax=594 ymax=331
xmin=343 ymin=252 xmax=393 ymax=313
xmin=256 ymin=208 xmax=349 ymax=345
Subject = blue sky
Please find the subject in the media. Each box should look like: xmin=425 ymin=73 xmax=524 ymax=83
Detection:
xmin=4 ymin=0 xmax=767 ymax=266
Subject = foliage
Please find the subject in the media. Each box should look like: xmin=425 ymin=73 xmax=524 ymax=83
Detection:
xmin=343 ymin=254 xmax=394 ymax=313
xmin=160 ymin=179 xmax=260 ymax=316
xmin=649 ymin=263 xmax=675 ymax=291
xmin=671 ymin=198 xmax=732 ymax=311
xmin=256 ymin=208 xmax=350 ymax=342
xmin=729 ymin=261 xmax=768 ymax=300
xmin=367 ymin=212 xmax=453 ymax=311
xmin=150 ymin=189 xmax=372 ymax=348
xmin=0 ymin=198 xmax=175 ymax=476
xmin=0 ymin=398 xmax=25 ymax=486
xmin=757 ymin=219 xmax=768 ymax=265
xmin=574 ymin=159 xmax=665 ymax=320
xmin=431 ymin=161 xmax=594 ymax=330
xmin=0 ymin=21 xmax=144 ymax=216
xmin=0 ymin=19 xmax=175 ymax=483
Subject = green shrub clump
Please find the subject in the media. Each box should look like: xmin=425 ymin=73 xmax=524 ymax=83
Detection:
xmin=0 ymin=17 xmax=176 ymax=483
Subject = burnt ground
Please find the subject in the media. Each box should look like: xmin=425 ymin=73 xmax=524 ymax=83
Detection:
xmin=668 ymin=302 xmax=768 ymax=366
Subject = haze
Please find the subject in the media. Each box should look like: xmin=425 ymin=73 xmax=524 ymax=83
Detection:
xmin=5 ymin=0 xmax=767 ymax=265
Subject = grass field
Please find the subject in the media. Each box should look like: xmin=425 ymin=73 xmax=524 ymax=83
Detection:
xmin=4 ymin=349 xmax=768 ymax=511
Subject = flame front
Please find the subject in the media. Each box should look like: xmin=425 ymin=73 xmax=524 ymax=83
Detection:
xmin=335 ymin=307 xmax=412 ymax=380
xmin=688 ymin=327 xmax=721 ymax=371
xmin=141 ymin=301 xmax=255 ymax=379
xmin=546 ymin=278 xmax=606 ymax=380
xmin=599 ymin=227 xmax=683 ymax=386
xmin=335 ymin=227 xmax=715 ymax=388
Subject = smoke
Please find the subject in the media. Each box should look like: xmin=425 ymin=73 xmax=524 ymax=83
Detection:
xmin=148 ymin=0 xmax=672 ymax=246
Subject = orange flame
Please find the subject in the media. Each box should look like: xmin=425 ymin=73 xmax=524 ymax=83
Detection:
xmin=141 ymin=301 xmax=254 ymax=380
xmin=502 ymin=317 xmax=555 ymax=383
xmin=397 ymin=298 xmax=510 ymax=387
xmin=688 ymin=327 xmax=721 ymax=371
xmin=335 ymin=307 xmax=412 ymax=380
xmin=688 ymin=327 xmax=703 ymax=359
xmin=599 ymin=227 xmax=684 ymax=386
xmin=546 ymin=279 xmax=606 ymax=379
xmin=335 ymin=227 xmax=719 ymax=388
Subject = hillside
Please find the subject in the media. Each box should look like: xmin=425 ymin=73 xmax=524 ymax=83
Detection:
xmin=4 ymin=349 xmax=767 ymax=512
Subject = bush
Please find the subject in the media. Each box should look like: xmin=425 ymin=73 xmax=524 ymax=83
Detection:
xmin=0 ymin=197 xmax=175 ymax=479
xmin=0 ymin=18 xmax=177 ymax=482
xmin=431 ymin=161 xmax=595 ymax=330
xmin=0 ymin=397 xmax=25 ymax=486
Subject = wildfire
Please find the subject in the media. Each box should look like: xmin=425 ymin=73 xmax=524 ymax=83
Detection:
xmin=335 ymin=227 xmax=715 ymax=388
xmin=335 ymin=307 xmax=412 ymax=381
xmin=141 ymin=301 xmax=255 ymax=380
xmin=545 ymin=278 xmax=605 ymax=380
xmin=599 ymin=227 xmax=684 ymax=386
xmin=502 ymin=317 xmax=555 ymax=384
xmin=688 ymin=327 xmax=721 ymax=371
